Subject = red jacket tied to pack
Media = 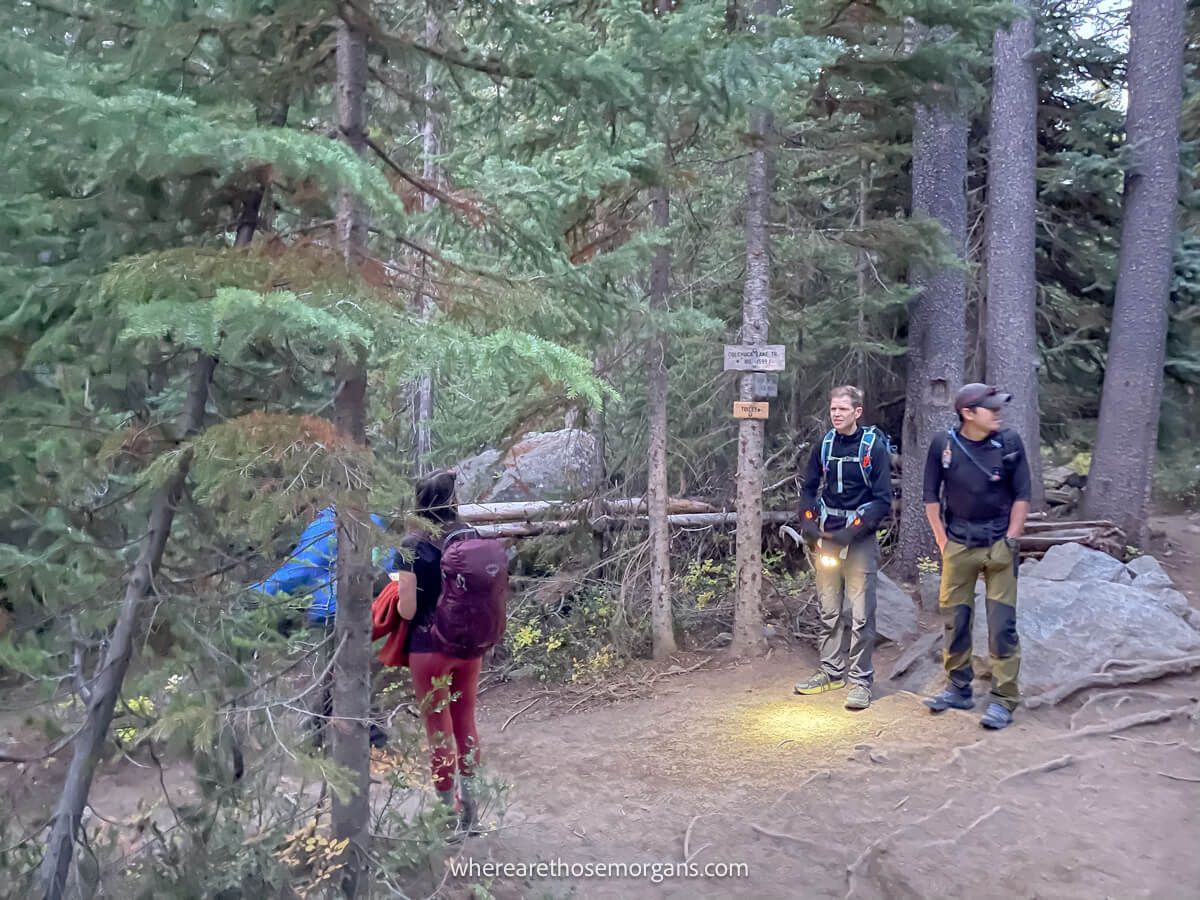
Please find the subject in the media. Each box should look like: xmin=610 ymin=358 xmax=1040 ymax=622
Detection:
xmin=372 ymin=580 xmax=410 ymax=667
xmin=372 ymin=526 xmax=509 ymax=667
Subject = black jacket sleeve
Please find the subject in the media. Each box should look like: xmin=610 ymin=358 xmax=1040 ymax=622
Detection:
xmin=798 ymin=443 xmax=823 ymax=512
xmin=1005 ymin=432 xmax=1032 ymax=502
xmin=923 ymin=432 xmax=946 ymax=505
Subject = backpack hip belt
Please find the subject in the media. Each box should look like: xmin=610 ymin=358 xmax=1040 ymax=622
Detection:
xmin=818 ymin=500 xmax=871 ymax=531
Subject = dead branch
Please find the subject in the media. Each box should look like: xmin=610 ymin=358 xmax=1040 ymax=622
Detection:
xmin=1109 ymin=735 xmax=1181 ymax=748
xmin=682 ymin=813 xmax=716 ymax=862
xmin=945 ymin=739 xmax=985 ymax=769
xmin=1024 ymin=655 xmax=1200 ymax=709
xmin=1069 ymin=689 xmax=1178 ymax=730
xmin=845 ymin=798 xmax=953 ymax=897
xmin=749 ymin=823 xmax=825 ymax=848
xmin=500 ymin=696 xmax=542 ymax=733
xmin=1059 ymin=704 xmax=1196 ymax=739
xmin=996 ymin=755 xmax=1074 ymax=786
xmin=913 ymin=806 xmax=1004 ymax=852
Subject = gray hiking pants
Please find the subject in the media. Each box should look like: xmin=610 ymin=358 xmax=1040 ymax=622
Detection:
xmin=813 ymin=536 xmax=878 ymax=686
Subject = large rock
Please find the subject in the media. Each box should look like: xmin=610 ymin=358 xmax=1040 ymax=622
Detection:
xmin=454 ymin=448 xmax=502 ymax=502
xmin=875 ymin=573 xmax=919 ymax=643
xmin=1034 ymin=542 xmax=1128 ymax=583
xmin=454 ymin=429 xmax=599 ymax=503
xmin=970 ymin=576 xmax=1200 ymax=693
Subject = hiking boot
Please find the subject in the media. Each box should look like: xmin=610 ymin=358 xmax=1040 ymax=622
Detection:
xmin=458 ymin=775 xmax=481 ymax=836
xmin=923 ymin=686 xmax=975 ymax=712
xmin=980 ymin=702 xmax=1013 ymax=730
xmin=844 ymin=684 xmax=871 ymax=710
xmin=794 ymin=671 xmax=846 ymax=695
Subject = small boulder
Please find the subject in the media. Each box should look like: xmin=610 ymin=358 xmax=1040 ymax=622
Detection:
xmin=875 ymin=573 xmax=920 ymax=643
xmin=1034 ymin=542 xmax=1127 ymax=583
xmin=1132 ymin=570 xmax=1175 ymax=592
xmin=1126 ymin=554 xmax=1170 ymax=580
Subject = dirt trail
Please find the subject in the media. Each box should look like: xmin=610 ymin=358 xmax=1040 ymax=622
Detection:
xmin=4 ymin=515 xmax=1198 ymax=897
xmin=472 ymin=648 xmax=1200 ymax=899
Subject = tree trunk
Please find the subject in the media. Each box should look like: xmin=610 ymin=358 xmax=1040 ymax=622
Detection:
xmin=1082 ymin=0 xmax=1186 ymax=544
xmin=897 ymin=98 xmax=968 ymax=581
xmin=409 ymin=2 xmax=440 ymax=476
xmin=331 ymin=15 xmax=372 ymax=897
xmin=37 ymin=355 xmax=214 ymax=900
xmin=646 ymin=182 xmax=676 ymax=658
xmin=731 ymin=0 xmax=778 ymax=658
xmin=35 ymin=154 xmax=280 ymax=897
xmin=985 ymin=0 xmax=1044 ymax=508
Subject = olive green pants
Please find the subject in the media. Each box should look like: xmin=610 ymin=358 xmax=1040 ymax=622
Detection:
xmin=938 ymin=538 xmax=1020 ymax=711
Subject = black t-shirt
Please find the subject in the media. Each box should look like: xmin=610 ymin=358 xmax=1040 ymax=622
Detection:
xmin=923 ymin=428 xmax=1031 ymax=543
xmin=798 ymin=427 xmax=893 ymax=531
xmin=391 ymin=534 xmax=444 ymax=654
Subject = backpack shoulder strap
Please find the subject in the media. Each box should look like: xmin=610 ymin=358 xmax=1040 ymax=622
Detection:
xmin=442 ymin=526 xmax=478 ymax=549
xmin=858 ymin=427 xmax=878 ymax=480
xmin=820 ymin=429 xmax=836 ymax=470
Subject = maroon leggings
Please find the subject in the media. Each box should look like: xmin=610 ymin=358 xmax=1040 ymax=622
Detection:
xmin=409 ymin=652 xmax=483 ymax=793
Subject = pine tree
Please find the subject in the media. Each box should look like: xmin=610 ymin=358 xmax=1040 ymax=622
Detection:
xmin=985 ymin=0 xmax=1043 ymax=506
xmin=1084 ymin=0 xmax=1188 ymax=540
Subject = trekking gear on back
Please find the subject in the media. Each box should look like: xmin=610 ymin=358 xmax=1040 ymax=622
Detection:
xmin=819 ymin=425 xmax=893 ymax=491
xmin=817 ymin=426 xmax=893 ymax=528
xmin=944 ymin=428 xmax=1021 ymax=484
xmin=431 ymin=527 xmax=509 ymax=658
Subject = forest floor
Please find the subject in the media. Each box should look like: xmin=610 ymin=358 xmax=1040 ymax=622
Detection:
xmin=2 ymin=514 xmax=1198 ymax=898
xmin=463 ymin=512 xmax=1200 ymax=899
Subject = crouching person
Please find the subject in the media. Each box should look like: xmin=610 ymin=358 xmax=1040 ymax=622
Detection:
xmin=792 ymin=386 xmax=893 ymax=710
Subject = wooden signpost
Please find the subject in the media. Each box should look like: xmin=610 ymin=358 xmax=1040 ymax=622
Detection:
xmin=732 ymin=401 xmax=769 ymax=420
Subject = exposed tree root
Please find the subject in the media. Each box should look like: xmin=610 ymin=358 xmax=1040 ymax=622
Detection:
xmin=996 ymin=755 xmax=1074 ymax=786
xmin=1024 ymin=655 xmax=1200 ymax=709
xmin=1068 ymin=690 xmax=1177 ymax=730
xmin=1058 ymin=705 xmax=1196 ymax=740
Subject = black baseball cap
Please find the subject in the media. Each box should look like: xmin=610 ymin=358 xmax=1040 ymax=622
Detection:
xmin=954 ymin=383 xmax=1012 ymax=412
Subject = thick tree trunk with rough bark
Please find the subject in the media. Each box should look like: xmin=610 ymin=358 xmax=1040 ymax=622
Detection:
xmin=331 ymin=15 xmax=372 ymax=897
xmin=647 ymin=183 xmax=676 ymax=658
xmin=898 ymin=100 xmax=968 ymax=582
xmin=731 ymin=0 xmax=777 ymax=657
xmin=1083 ymin=0 xmax=1186 ymax=544
xmin=985 ymin=0 xmax=1043 ymax=508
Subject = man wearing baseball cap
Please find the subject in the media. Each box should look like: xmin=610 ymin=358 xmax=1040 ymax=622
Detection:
xmin=921 ymin=383 xmax=1031 ymax=729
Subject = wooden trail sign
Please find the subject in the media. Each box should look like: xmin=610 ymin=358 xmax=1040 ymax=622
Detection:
xmin=733 ymin=401 xmax=769 ymax=420
xmin=723 ymin=344 xmax=785 ymax=372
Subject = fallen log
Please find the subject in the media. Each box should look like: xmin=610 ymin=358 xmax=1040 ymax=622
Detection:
xmin=458 ymin=496 xmax=716 ymax=523
xmin=469 ymin=510 xmax=798 ymax=538
xmin=1021 ymin=519 xmax=1118 ymax=533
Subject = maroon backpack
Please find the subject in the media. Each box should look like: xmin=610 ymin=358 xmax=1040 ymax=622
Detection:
xmin=431 ymin=527 xmax=509 ymax=658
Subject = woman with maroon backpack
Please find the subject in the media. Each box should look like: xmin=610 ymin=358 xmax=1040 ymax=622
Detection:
xmin=391 ymin=469 xmax=508 ymax=835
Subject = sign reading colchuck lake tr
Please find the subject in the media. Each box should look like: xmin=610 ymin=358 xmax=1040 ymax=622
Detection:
xmin=723 ymin=344 xmax=786 ymax=372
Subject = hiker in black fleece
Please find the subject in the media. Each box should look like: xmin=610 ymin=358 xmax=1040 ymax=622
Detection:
xmin=792 ymin=386 xmax=892 ymax=710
